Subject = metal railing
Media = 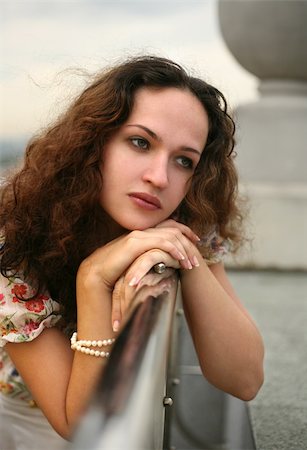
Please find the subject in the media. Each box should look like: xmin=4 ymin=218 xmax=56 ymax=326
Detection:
xmin=72 ymin=269 xmax=179 ymax=450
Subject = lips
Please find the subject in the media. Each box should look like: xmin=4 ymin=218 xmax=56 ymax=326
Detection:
xmin=129 ymin=192 xmax=162 ymax=209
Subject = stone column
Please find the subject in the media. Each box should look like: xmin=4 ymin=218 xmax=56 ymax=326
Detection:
xmin=218 ymin=0 xmax=307 ymax=270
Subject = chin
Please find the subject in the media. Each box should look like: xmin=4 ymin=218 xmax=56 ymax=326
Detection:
xmin=123 ymin=223 xmax=153 ymax=231
xmin=119 ymin=217 xmax=161 ymax=231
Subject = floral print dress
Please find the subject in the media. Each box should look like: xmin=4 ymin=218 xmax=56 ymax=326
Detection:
xmin=0 ymin=274 xmax=62 ymax=405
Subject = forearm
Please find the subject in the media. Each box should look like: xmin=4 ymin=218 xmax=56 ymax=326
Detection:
xmin=180 ymin=257 xmax=264 ymax=400
xmin=65 ymin=270 xmax=116 ymax=433
xmin=7 ymin=287 xmax=114 ymax=441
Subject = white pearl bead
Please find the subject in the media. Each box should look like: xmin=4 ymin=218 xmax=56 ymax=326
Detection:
xmin=71 ymin=332 xmax=115 ymax=357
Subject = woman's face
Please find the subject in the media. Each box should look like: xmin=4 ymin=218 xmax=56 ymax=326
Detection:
xmin=100 ymin=86 xmax=209 ymax=232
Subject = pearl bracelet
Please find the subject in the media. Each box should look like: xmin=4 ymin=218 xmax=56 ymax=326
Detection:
xmin=70 ymin=332 xmax=115 ymax=358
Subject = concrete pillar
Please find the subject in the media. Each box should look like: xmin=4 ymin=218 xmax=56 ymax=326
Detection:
xmin=218 ymin=0 xmax=307 ymax=270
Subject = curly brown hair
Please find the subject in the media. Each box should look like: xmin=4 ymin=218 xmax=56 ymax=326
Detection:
xmin=0 ymin=55 xmax=243 ymax=321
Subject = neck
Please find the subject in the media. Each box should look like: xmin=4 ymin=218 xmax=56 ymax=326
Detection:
xmin=103 ymin=216 xmax=127 ymax=242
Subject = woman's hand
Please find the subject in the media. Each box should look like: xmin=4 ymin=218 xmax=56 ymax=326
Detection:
xmin=154 ymin=219 xmax=201 ymax=269
xmin=77 ymin=219 xmax=201 ymax=332
xmin=111 ymin=248 xmax=179 ymax=331
xmin=77 ymin=220 xmax=200 ymax=292
xmin=110 ymin=220 xmax=201 ymax=331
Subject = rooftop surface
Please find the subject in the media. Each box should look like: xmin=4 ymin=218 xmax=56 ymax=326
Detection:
xmin=171 ymin=269 xmax=307 ymax=450
xmin=230 ymin=270 xmax=307 ymax=450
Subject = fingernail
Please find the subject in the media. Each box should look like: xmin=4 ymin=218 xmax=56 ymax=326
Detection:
xmin=192 ymin=256 xmax=200 ymax=267
xmin=187 ymin=260 xmax=193 ymax=270
xmin=113 ymin=320 xmax=120 ymax=332
xmin=179 ymin=252 xmax=185 ymax=260
xmin=129 ymin=277 xmax=138 ymax=286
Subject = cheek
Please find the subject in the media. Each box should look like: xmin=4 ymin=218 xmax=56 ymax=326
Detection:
xmin=177 ymin=174 xmax=192 ymax=197
xmin=101 ymin=151 xmax=124 ymax=184
xmin=170 ymin=179 xmax=190 ymax=209
xmin=169 ymin=177 xmax=193 ymax=213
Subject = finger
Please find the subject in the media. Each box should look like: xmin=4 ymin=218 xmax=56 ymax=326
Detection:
xmin=87 ymin=231 xmax=187 ymax=289
xmin=125 ymin=249 xmax=180 ymax=287
xmin=111 ymin=277 xmax=124 ymax=332
xmin=125 ymin=232 xmax=188 ymax=265
xmin=143 ymin=227 xmax=200 ymax=270
xmin=121 ymin=282 xmax=137 ymax=315
xmin=148 ymin=229 xmax=191 ymax=269
xmin=155 ymin=219 xmax=201 ymax=243
xmin=83 ymin=228 xmax=198 ymax=290
xmin=136 ymin=228 xmax=190 ymax=269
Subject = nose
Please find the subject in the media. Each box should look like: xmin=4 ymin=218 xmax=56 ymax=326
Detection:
xmin=142 ymin=153 xmax=169 ymax=189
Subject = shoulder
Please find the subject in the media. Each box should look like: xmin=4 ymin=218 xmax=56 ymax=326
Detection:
xmin=198 ymin=228 xmax=232 ymax=266
xmin=0 ymin=272 xmax=62 ymax=347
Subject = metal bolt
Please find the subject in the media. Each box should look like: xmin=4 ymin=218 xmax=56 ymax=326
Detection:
xmin=171 ymin=377 xmax=180 ymax=386
xmin=176 ymin=308 xmax=184 ymax=316
xmin=163 ymin=397 xmax=173 ymax=407
xmin=153 ymin=262 xmax=166 ymax=274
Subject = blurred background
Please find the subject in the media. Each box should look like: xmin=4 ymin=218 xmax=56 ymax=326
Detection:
xmin=0 ymin=0 xmax=257 ymax=167
xmin=1 ymin=0 xmax=306 ymax=269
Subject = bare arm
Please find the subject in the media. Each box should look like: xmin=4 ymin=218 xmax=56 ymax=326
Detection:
xmin=109 ymin=220 xmax=264 ymax=401
xmin=109 ymin=222 xmax=264 ymax=402
xmin=180 ymin=258 xmax=264 ymax=400
xmin=151 ymin=219 xmax=264 ymax=400
xmin=5 ymin=229 xmax=191 ymax=439
xmin=5 ymin=223 xmax=264 ymax=440
xmin=6 ymin=283 xmax=113 ymax=439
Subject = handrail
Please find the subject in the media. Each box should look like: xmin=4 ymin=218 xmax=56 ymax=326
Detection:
xmin=72 ymin=269 xmax=179 ymax=450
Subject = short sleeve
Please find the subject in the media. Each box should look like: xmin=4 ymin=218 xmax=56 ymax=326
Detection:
xmin=0 ymin=273 xmax=62 ymax=348
xmin=198 ymin=229 xmax=232 ymax=265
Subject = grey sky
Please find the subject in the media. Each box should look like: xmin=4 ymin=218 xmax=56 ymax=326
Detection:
xmin=0 ymin=0 xmax=257 ymax=139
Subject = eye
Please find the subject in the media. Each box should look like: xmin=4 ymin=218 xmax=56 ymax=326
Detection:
xmin=130 ymin=137 xmax=149 ymax=150
xmin=176 ymin=156 xmax=194 ymax=170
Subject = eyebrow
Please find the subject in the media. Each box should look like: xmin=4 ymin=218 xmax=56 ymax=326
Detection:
xmin=125 ymin=124 xmax=202 ymax=156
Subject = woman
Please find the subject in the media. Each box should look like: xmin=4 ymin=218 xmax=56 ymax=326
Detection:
xmin=0 ymin=55 xmax=264 ymax=447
